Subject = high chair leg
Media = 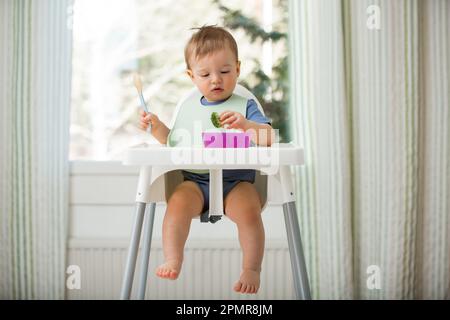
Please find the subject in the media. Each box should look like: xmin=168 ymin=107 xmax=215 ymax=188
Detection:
xmin=137 ymin=202 xmax=156 ymax=299
xmin=120 ymin=202 xmax=146 ymax=300
xmin=283 ymin=201 xmax=311 ymax=300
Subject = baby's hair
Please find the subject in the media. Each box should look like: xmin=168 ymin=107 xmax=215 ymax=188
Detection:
xmin=184 ymin=25 xmax=239 ymax=69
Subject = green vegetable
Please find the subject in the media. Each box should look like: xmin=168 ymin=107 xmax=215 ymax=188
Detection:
xmin=211 ymin=112 xmax=221 ymax=128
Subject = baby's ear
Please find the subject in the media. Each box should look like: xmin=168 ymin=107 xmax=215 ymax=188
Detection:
xmin=236 ymin=61 xmax=241 ymax=76
xmin=186 ymin=69 xmax=194 ymax=79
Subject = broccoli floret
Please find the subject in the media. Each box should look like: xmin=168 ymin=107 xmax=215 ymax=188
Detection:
xmin=211 ymin=112 xmax=221 ymax=128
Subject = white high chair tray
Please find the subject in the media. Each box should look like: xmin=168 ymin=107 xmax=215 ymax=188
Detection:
xmin=123 ymin=142 xmax=304 ymax=168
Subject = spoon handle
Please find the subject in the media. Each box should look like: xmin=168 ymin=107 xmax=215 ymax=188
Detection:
xmin=138 ymin=93 xmax=152 ymax=131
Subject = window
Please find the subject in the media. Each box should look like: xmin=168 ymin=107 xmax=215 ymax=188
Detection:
xmin=70 ymin=0 xmax=286 ymax=160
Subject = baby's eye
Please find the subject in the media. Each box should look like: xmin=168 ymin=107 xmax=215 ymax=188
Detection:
xmin=201 ymin=74 xmax=209 ymax=78
xmin=221 ymin=71 xmax=230 ymax=74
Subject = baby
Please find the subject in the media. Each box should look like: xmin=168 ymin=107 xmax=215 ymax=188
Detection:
xmin=139 ymin=26 xmax=274 ymax=294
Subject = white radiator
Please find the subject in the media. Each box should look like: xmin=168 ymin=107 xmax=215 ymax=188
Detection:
xmin=66 ymin=239 xmax=294 ymax=300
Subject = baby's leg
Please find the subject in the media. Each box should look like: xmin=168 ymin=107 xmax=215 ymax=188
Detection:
xmin=156 ymin=181 xmax=204 ymax=280
xmin=224 ymin=182 xmax=265 ymax=294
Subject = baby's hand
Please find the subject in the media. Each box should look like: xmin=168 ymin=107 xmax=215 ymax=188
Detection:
xmin=220 ymin=111 xmax=249 ymax=130
xmin=139 ymin=109 xmax=160 ymax=132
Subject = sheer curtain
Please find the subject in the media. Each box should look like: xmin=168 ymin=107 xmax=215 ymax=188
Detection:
xmin=0 ymin=0 xmax=73 ymax=299
xmin=289 ymin=0 xmax=449 ymax=299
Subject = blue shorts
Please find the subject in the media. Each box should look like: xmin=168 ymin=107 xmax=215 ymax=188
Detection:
xmin=181 ymin=170 xmax=255 ymax=214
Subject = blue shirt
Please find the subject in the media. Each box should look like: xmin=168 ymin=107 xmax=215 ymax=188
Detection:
xmin=185 ymin=96 xmax=271 ymax=183
xmin=200 ymin=96 xmax=271 ymax=125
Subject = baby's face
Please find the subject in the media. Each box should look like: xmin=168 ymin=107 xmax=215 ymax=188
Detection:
xmin=187 ymin=48 xmax=240 ymax=102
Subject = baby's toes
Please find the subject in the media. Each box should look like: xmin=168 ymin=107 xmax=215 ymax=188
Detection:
xmin=233 ymin=281 xmax=243 ymax=293
xmin=168 ymin=270 xmax=178 ymax=280
xmin=156 ymin=266 xmax=168 ymax=278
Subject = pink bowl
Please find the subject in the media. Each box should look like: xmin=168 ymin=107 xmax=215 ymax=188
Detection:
xmin=202 ymin=131 xmax=251 ymax=148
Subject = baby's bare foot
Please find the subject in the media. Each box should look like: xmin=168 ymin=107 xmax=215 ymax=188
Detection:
xmin=233 ymin=269 xmax=260 ymax=294
xmin=155 ymin=259 xmax=182 ymax=280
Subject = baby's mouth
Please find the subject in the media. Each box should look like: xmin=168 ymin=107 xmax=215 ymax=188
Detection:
xmin=212 ymin=87 xmax=224 ymax=93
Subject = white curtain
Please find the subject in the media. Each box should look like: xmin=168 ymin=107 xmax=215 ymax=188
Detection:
xmin=289 ymin=0 xmax=449 ymax=299
xmin=0 ymin=0 xmax=73 ymax=299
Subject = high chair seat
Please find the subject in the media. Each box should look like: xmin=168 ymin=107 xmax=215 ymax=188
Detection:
xmin=163 ymin=169 xmax=267 ymax=222
xmin=120 ymin=85 xmax=311 ymax=300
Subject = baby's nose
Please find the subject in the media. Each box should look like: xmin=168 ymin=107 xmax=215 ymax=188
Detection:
xmin=211 ymin=73 xmax=222 ymax=83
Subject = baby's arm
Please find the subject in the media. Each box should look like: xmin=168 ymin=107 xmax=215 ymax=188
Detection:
xmin=243 ymin=120 xmax=275 ymax=146
xmin=139 ymin=110 xmax=170 ymax=144
xmin=220 ymin=111 xmax=275 ymax=146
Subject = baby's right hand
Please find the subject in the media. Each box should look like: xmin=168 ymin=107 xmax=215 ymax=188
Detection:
xmin=139 ymin=110 xmax=160 ymax=132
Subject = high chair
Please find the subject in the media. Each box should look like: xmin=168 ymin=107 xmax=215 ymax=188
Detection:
xmin=120 ymin=85 xmax=311 ymax=300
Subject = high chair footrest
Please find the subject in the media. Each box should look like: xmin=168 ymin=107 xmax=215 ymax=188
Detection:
xmin=209 ymin=215 xmax=222 ymax=224
xmin=200 ymin=211 xmax=210 ymax=223
xmin=200 ymin=212 xmax=222 ymax=223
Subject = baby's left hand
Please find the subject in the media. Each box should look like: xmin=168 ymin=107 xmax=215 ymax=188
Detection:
xmin=220 ymin=111 xmax=248 ymax=130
